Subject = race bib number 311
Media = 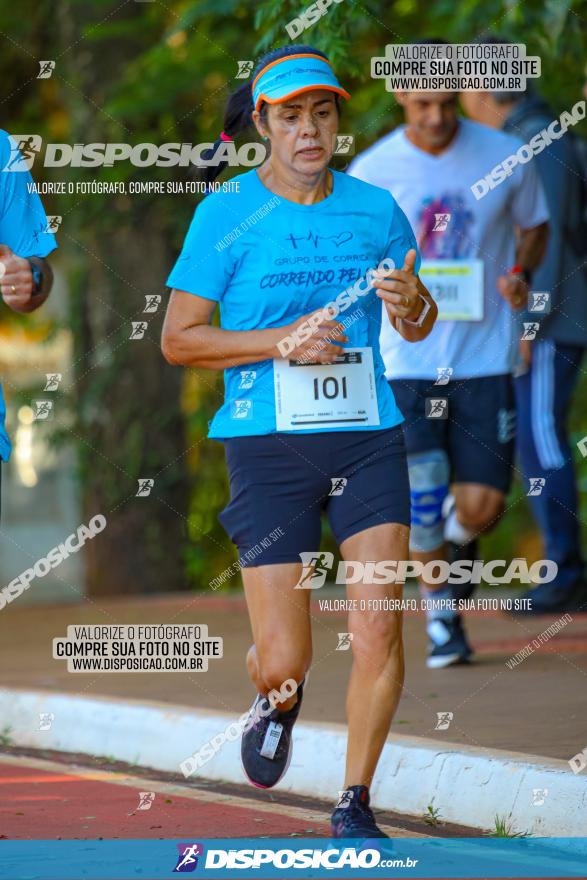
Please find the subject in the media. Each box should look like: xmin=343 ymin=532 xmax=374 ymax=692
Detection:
xmin=274 ymin=348 xmax=380 ymax=431
xmin=420 ymin=259 xmax=484 ymax=321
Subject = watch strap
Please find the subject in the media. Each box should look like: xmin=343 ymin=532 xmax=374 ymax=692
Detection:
xmin=28 ymin=259 xmax=43 ymax=295
xmin=403 ymin=294 xmax=431 ymax=328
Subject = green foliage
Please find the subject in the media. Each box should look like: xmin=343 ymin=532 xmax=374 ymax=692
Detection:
xmin=0 ymin=726 xmax=13 ymax=747
xmin=424 ymin=800 xmax=442 ymax=825
xmin=488 ymin=814 xmax=530 ymax=837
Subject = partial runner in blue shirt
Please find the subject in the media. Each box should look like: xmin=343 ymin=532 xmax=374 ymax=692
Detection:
xmin=0 ymin=130 xmax=58 ymax=461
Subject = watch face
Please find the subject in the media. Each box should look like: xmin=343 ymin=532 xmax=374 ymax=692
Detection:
xmin=30 ymin=262 xmax=42 ymax=291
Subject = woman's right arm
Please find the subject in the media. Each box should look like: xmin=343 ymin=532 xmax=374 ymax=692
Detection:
xmin=161 ymin=289 xmax=347 ymax=370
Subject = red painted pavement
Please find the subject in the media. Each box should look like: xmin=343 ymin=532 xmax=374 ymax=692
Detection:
xmin=0 ymin=761 xmax=330 ymax=839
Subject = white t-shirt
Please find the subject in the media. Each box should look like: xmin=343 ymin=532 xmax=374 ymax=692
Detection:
xmin=347 ymin=119 xmax=549 ymax=379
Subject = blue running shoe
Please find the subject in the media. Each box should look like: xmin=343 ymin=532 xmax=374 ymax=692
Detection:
xmin=240 ymin=680 xmax=304 ymax=789
xmin=331 ymin=785 xmax=389 ymax=838
xmin=427 ymin=615 xmax=473 ymax=669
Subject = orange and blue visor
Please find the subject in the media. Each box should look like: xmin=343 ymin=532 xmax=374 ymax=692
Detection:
xmin=252 ymin=53 xmax=351 ymax=112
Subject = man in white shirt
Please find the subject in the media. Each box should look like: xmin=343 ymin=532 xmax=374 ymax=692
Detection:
xmin=348 ymin=60 xmax=549 ymax=668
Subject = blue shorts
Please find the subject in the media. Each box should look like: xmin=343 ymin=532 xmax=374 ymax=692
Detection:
xmin=389 ymin=374 xmax=515 ymax=494
xmin=219 ymin=427 xmax=410 ymax=567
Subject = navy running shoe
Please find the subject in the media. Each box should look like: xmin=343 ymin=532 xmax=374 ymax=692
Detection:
xmin=331 ymin=785 xmax=389 ymax=838
xmin=240 ymin=680 xmax=304 ymax=789
xmin=427 ymin=615 xmax=473 ymax=669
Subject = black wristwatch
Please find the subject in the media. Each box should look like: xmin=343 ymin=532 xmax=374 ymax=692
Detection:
xmin=521 ymin=268 xmax=533 ymax=286
xmin=27 ymin=259 xmax=43 ymax=295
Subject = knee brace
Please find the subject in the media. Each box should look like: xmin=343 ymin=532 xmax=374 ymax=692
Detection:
xmin=407 ymin=449 xmax=450 ymax=552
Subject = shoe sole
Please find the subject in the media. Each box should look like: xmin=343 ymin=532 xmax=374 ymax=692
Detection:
xmin=427 ymin=652 xmax=471 ymax=669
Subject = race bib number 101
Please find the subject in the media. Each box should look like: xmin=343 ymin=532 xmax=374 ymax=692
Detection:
xmin=273 ymin=348 xmax=380 ymax=431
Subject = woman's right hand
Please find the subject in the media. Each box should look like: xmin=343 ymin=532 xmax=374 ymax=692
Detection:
xmin=278 ymin=308 xmax=349 ymax=364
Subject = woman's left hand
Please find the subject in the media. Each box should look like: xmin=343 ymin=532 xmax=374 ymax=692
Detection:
xmin=373 ymin=248 xmax=437 ymax=341
xmin=372 ymin=248 xmax=423 ymax=321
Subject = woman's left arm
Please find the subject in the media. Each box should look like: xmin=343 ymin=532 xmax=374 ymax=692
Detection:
xmin=372 ymin=248 xmax=437 ymax=342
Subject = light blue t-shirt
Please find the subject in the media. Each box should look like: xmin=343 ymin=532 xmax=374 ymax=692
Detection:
xmin=0 ymin=130 xmax=58 ymax=461
xmin=167 ymin=168 xmax=420 ymax=439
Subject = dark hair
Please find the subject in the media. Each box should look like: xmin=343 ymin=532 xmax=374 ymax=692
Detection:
xmin=199 ymin=45 xmax=334 ymax=185
xmin=473 ymin=35 xmax=532 ymax=103
xmin=413 ymin=37 xmax=449 ymax=45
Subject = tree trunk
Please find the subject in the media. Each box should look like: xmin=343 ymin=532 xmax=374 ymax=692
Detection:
xmin=57 ymin=1 xmax=189 ymax=596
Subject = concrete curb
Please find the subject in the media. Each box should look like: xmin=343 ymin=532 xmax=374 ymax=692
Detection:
xmin=1 ymin=687 xmax=586 ymax=836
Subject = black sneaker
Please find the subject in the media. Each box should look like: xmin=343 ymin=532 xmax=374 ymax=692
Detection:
xmin=427 ymin=615 xmax=473 ymax=669
xmin=240 ymin=680 xmax=304 ymax=789
xmin=331 ymin=785 xmax=388 ymax=838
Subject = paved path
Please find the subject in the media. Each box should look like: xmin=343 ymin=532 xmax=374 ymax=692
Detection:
xmin=1 ymin=592 xmax=586 ymax=760
xmin=0 ymin=753 xmax=440 ymax=840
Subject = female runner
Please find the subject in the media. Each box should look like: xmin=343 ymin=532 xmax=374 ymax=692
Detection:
xmin=162 ymin=45 xmax=437 ymax=837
